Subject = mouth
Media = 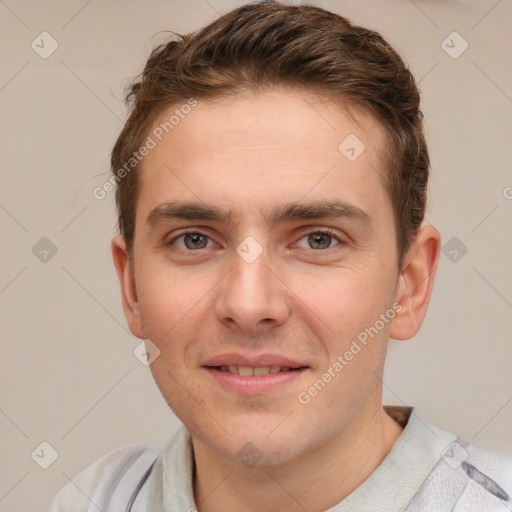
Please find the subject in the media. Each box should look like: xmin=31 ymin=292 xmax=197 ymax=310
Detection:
xmin=206 ymin=364 xmax=308 ymax=376
xmin=202 ymin=357 xmax=310 ymax=395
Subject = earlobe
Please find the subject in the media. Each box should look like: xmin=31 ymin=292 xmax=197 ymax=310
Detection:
xmin=388 ymin=225 xmax=441 ymax=341
xmin=111 ymin=236 xmax=144 ymax=339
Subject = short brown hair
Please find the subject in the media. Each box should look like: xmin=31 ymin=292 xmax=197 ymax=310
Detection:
xmin=111 ymin=1 xmax=429 ymax=271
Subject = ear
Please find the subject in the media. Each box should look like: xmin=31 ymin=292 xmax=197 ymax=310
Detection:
xmin=388 ymin=225 xmax=441 ymax=340
xmin=111 ymin=235 xmax=144 ymax=339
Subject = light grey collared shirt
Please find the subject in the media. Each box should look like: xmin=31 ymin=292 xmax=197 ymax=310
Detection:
xmin=48 ymin=406 xmax=512 ymax=511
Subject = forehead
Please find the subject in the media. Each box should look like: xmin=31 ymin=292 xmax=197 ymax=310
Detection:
xmin=137 ymin=87 xmax=391 ymax=226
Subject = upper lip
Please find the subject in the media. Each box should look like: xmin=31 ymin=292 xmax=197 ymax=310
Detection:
xmin=202 ymin=353 xmax=309 ymax=369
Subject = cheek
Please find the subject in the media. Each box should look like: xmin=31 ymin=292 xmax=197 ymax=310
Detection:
xmin=138 ymin=283 xmax=178 ymax=339
xmin=294 ymin=268 xmax=383 ymax=332
xmin=296 ymin=269 xmax=393 ymax=378
xmin=136 ymin=268 xmax=219 ymax=379
xmin=137 ymin=265 xmax=206 ymax=336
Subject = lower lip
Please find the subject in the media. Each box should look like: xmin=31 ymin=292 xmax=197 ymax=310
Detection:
xmin=203 ymin=367 xmax=308 ymax=395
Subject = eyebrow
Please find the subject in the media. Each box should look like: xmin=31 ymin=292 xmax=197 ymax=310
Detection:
xmin=146 ymin=199 xmax=372 ymax=230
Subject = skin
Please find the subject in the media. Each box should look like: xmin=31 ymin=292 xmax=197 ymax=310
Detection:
xmin=112 ymin=86 xmax=441 ymax=512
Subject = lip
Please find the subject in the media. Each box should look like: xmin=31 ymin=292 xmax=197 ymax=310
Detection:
xmin=201 ymin=353 xmax=308 ymax=368
xmin=203 ymin=366 xmax=309 ymax=395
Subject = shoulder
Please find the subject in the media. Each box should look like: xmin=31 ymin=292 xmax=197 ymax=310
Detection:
xmin=47 ymin=445 xmax=136 ymax=512
xmin=453 ymin=439 xmax=512 ymax=510
xmin=406 ymin=437 xmax=512 ymax=511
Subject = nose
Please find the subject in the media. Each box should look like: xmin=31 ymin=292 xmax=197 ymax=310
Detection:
xmin=215 ymin=243 xmax=291 ymax=337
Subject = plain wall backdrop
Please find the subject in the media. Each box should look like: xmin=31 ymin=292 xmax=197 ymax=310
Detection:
xmin=1 ymin=0 xmax=511 ymax=510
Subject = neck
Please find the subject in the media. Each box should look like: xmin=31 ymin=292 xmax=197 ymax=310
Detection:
xmin=192 ymin=401 xmax=405 ymax=512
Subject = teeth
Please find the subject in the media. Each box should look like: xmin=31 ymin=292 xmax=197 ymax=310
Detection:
xmin=253 ymin=366 xmax=270 ymax=376
xmin=220 ymin=365 xmax=295 ymax=376
xmin=238 ymin=366 xmax=253 ymax=376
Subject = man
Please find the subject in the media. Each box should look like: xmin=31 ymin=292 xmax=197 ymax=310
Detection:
xmin=49 ymin=2 xmax=512 ymax=511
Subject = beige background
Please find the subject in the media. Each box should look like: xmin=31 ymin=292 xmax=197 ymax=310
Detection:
xmin=1 ymin=0 xmax=511 ymax=510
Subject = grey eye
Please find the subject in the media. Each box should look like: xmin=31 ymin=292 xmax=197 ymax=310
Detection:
xmin=176 ymin=233 xmax=212 ymax=250
xmin=296 ymin=232 xmax=340 ymax=250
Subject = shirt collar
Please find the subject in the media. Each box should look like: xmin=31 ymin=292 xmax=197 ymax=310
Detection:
xmin=147 ymin=406 xmax=457 ymax=511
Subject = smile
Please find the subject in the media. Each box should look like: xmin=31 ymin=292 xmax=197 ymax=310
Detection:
xmin=214 ymin=364 xmax=301 ymax=376
xmin=203 ymin=365 xmax=309 ymax=394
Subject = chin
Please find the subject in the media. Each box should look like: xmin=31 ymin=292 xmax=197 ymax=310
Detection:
xmin=190 ymin=415 xmax=312 ymax=467
xmin=213 ymin=435 xmax=304 ymax=467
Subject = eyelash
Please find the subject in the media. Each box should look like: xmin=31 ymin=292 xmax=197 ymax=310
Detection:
xmin=166 ymin=228 xmax=344 ymax=251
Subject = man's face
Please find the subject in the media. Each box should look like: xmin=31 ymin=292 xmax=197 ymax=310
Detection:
xmin=123 ymin=87 xmax=403 ymax=465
